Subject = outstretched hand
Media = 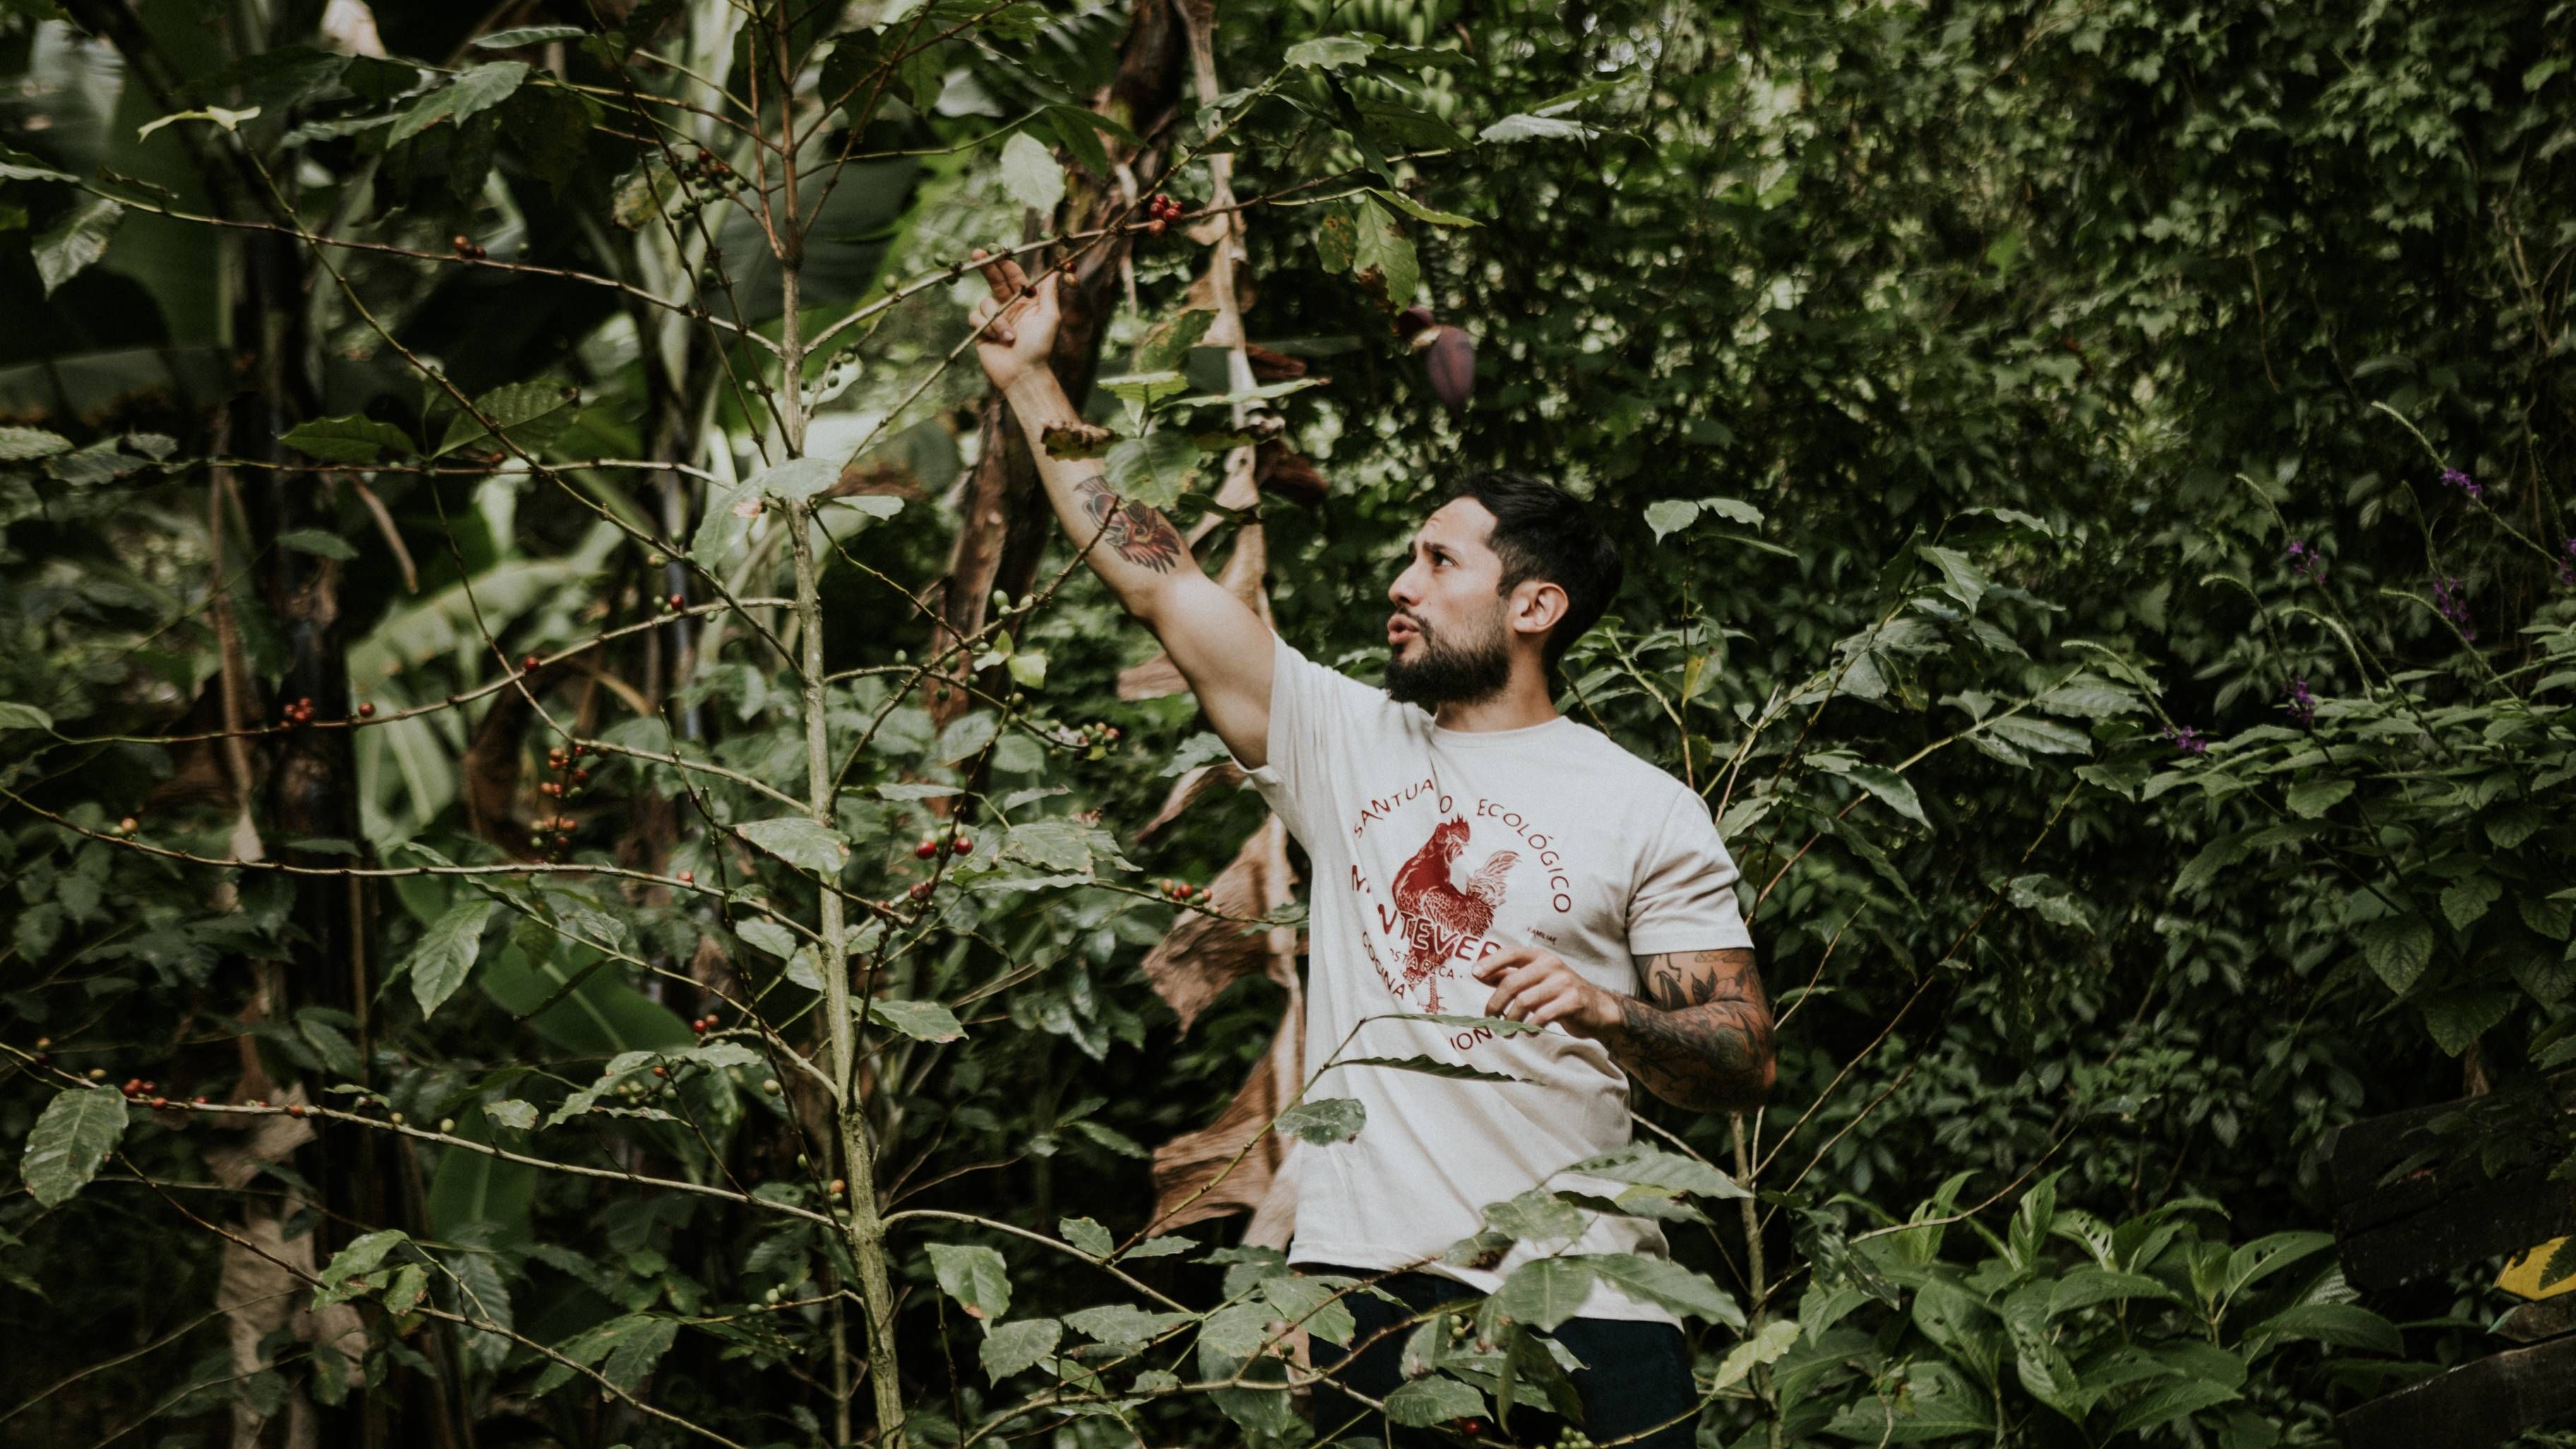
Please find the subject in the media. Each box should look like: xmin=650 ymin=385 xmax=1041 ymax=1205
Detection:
xmin=966 ymin=247 xmax=1063 ymax=394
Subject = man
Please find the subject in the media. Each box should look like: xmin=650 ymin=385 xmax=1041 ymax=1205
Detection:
xmin=967 ymin=253 xmax=1774 ymax=1448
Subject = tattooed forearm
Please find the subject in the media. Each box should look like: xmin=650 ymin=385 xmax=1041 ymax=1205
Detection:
xmin=1073 ymin=477 xmax=1185 ymax=574
xmin=1597 ymin=948 xmax=1775 ymax=1112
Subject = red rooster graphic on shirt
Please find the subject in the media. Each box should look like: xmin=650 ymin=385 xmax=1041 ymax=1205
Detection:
xmin=1387 ymin=817 xmax=1517 ymax=1009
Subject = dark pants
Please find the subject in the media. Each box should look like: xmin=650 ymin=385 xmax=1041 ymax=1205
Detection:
xmin=1300 ymin=1264 xmax=1700 ymax=1448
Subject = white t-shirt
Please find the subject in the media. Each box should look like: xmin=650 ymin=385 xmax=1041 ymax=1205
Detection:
xmin=1234 ymin=638 xmax=1754 ymax=1324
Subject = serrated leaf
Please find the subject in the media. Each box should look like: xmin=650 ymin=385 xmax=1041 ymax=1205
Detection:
xmin=2423 ymin=988 xmax=2514 ymax=1056
xmin=1984 ymin=715 xmax=2092 ymax=757
xmin=2285 ymin=778 xmax=2354 ymax=818
xmin=737 ymin=817 xmax=849 ymax=874
xmin=405 ymin=899 xmax=494 ymax=1020
xmin=1566 ymin=1143 xmax=1748 ymax=1198
xmin=1843 ymin=764 xmax=1928 ymax=826
xmin=866 ymin=998 xmax=963 ymax=1042
xmin=2032 ymin=672 xmax=2142 ymax=718
xmin=1336 ymin=1054 xmax=1520 ymax=1082
xmin=1712 ymin=1317 xmax=1801 ymax=1390
xmin=0 ymin=145 xmax=77 ymax=181
xmin=388 ymin=61 xmax=528 ymax=146
xmin=2442 ymin=875 xmax=2501 ymax=931
xmin=928 ymin=1243 xmax=1011 ymax=1320
xmin=1590 ymin=1253 xmax=1743 ymax=1326
xmin=1002 ymin=819 xmax=1096 ymax=873
xmin=1376 ymin=1012 xmax=1543 ymax=1034
xmin=1104 ymin=431 xmax=1202 ymax=511
xmin=136 ymin=105 xmax=259 ymax=141
xmin=1286 ymin=36 xmax=1374 ymax=69
xmin=564 ymin=1313 xmax=678 ymax=1394
xmin=484 ymin=1099 xmax=537 ymax=1131
xmin=1916 ymin=543 xmax=1991 ymax=609
xmin=611 ymin=155 xmax=680 ymax=229
xmin=34 ymin=198 xmax=122 ymax=297
xmin=2361 ymin=914 xmax=2434 ymax=995
xmin=1369 ymin=187 xmax=1477 ymax=226
xmin=280 ymin=415 xmax=415 ymax=463
xmin=1260 ymin=1272 xmax=1356 ymax=1346
xmin=475 ymin=24 xmax=586 ymax=47
xmin=746 ymin=455 xmax=841 ymax=503
xmin=1274 ymin=1097 xmax=1365 ymax=1144
xmin=1645 ymin=499 xmax=1700 ymax=542
xmin=1066 ymin=1302 xmax=1191 ymax=1342
xmin=1059 ymin=1217 xmax=1114 ymax=1258
xmin=22 ymin=1087 xmax=129 ymax=1207
xmin=1351 ymin=195 xmax=1419 ymax=307
xmin=1484 ymin=1188 xmax=1585 ymax=1243
xmin=2250 ymin=1301 xmax=2400 ymax=1354
xmin=736 ymin=921 xmax=797 ymax=959
xmin=980 ymin=1318 xmax=1060 ymax=1381
xmin=1480 ymin=112 xmax=1597 ymax=143
xmin=314 ymin=1229 xmax=414 ymax=1307
xmin=1383 ymin=1374 xmax=1486 ymax=1426
xmin=1138 ymin=309 xmax=1215 ymax=373
xmin=0 ymin=427 xmax=73 ymax=460
xmin=433 ymin=380 xmax=579 ymax=458
xmin=276 ymin=528 xmax=357 ymax=560
xmin=2106 ymin=1378 xmax=2238 ymax=1436
xmin=1316 ymin=211 xmax=1356 ymax=271
xmin=1494 ymin=1256 xmax=1594 ymax=1330
xmin=998 ymin=130 xmax=1064 ymax=213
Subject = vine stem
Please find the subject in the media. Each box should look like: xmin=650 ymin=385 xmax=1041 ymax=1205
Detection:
xmin=1732 ymin=1114 xmax=1782 ymax=1449
xmin=782 ymin=237 xmax=906 ymax=1442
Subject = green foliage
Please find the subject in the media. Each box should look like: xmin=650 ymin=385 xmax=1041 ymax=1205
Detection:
xmin=1782 ymin=1174 xmax=2397 ymax=1445
xmin=3 ymin=0 xmax=2565 ymax=1443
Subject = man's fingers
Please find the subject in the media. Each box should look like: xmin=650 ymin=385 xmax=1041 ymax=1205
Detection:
xmin=1473 ymin=947 xmax=1539 ymax=982
xmin=1484 ymin=963 xmax=1562 ymax=1018
xmin=971 ymin=246 xmax=1028 ymax=302
xmin=974 ymin=247 xmax=1032 ymax=302
xmin=1502 ymin=979 xmax=1576 ymax=1023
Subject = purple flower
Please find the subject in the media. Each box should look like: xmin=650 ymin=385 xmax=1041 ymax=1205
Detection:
xmin=2561 ymin=537 xmax=2576 ymax=590
xmin=2431 ymin=576 xmax=2477 ymax=643
xmin=2440 ymin=467 xmax=2483 ymax=502
xmin=2164 ymin=724 xmax=2210 ymax=756
xmin=2284 ymin=678 xmax=2315 ymax=729
xmin=2286 ymin=538 xmax=2325 ymax=585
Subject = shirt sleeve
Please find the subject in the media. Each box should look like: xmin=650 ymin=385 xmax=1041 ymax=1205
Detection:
xmin=1229 ymin=636 xmax=1385 ymax=847
xmin=1625 ymin=786 xmax=1755 ymax=955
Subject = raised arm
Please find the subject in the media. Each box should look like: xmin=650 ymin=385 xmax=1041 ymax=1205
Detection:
xmin=967 ymin=251 xmax=1275 ymax=767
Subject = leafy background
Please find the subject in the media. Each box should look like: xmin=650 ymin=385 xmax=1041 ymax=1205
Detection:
xmin=2 ymin=0 xmax=2572 ymax=1446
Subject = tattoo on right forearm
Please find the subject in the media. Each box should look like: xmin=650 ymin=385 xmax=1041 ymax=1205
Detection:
xmin=1073 ymin=477 xmax=1185 ymax=574
xmin=1599 ymin=948 xmax=1775 ymax=1111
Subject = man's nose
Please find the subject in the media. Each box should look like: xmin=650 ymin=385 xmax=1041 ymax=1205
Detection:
xmin=1388 ymin=563 xmax=1419 ymax=607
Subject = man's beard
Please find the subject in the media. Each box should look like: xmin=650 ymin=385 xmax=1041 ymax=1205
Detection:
xmin=1384 ymin=610 xmax=1511 ymax=708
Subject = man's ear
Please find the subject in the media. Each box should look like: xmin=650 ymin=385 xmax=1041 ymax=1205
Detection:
xmin=1508 ymin=579 xmax=1568 ymax=642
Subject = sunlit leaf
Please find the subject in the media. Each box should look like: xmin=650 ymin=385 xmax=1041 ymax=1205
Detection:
xmin=22 ymin=1087 xmax=128 ymax=1208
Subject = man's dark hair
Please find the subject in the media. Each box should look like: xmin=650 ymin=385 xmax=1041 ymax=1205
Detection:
xmin=1439 ymin=470 xmax=1625 ymax=670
